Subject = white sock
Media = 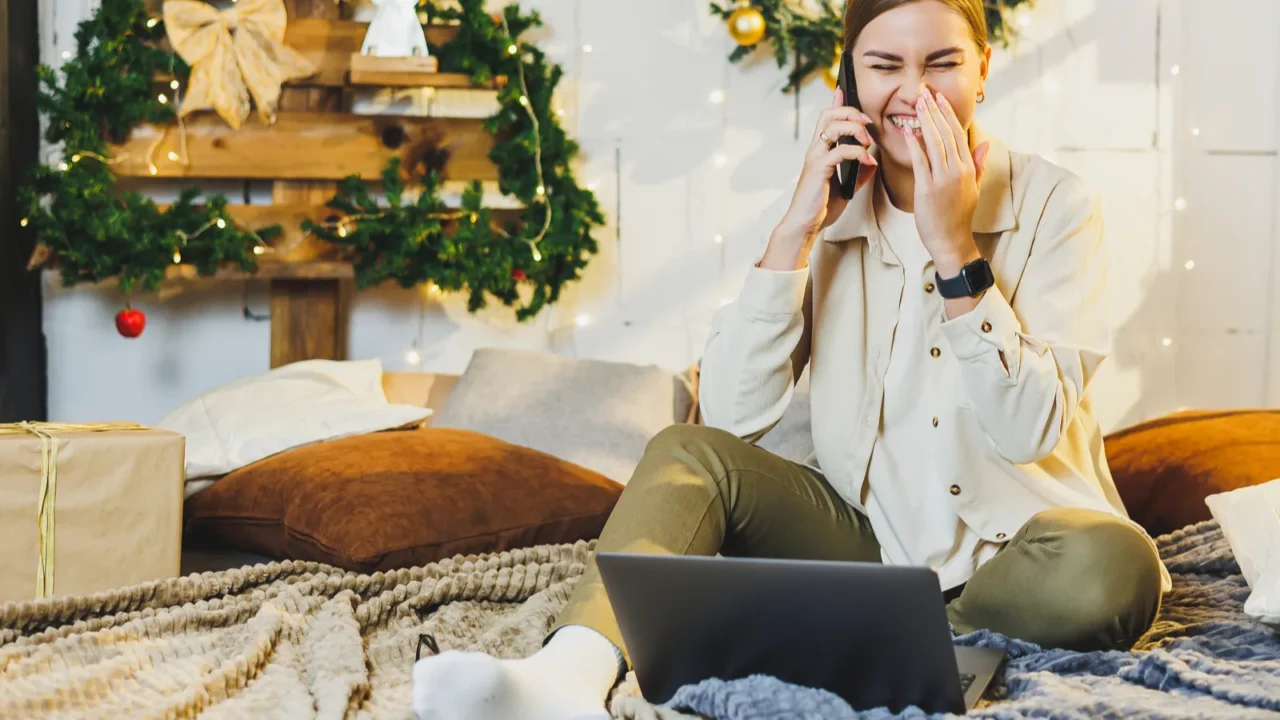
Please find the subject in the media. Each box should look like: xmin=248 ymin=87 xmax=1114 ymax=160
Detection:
xmin=412 ymin=625 xmax=625 ymax=720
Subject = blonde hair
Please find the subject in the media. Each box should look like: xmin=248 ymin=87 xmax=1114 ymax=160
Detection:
xmin=843 ymin=0 xmax=989 ymax=52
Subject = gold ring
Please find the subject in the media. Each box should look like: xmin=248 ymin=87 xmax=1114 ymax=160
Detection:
xmin=820 ymin=132 xmax=835 ymax=149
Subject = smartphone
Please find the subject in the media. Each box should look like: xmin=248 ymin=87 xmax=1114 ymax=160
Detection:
xmin=835 ymin=49 xmax=861 ymax=200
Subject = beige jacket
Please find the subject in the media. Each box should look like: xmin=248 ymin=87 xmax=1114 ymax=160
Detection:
xmin=701 ymin=126 xmax=1171 ymax=590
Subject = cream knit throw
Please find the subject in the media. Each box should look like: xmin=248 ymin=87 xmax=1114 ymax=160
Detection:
xmin=0 ymin=541 xmax=692 ymax=719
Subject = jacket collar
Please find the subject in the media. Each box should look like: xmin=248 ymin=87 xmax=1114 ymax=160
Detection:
xmin=821 ymin=123 xmax=1017 ymax=243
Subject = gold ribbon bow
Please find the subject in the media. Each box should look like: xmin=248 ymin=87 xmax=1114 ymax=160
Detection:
xmin=163 ymin=0 xmax=316 ymax=130
xmin=0 ymin=421 xmax=147 ymax=599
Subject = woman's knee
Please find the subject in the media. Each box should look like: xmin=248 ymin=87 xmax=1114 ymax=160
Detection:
xmin=1033 ymin=508 xmax=1163 ymax=647
xmin=634 ymin=424 xmax=750 ymax=491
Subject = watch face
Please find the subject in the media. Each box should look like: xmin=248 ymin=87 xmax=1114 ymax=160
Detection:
xmin=962 ymin=260 xmax=993 ymax=292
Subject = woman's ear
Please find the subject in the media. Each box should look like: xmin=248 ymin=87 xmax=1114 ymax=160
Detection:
xmin=980 ymin=45 xmax=992 ymax=84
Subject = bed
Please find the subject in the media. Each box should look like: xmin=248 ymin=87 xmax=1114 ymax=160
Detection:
xmin=4 ymin=365 xmax=1279 ymax=718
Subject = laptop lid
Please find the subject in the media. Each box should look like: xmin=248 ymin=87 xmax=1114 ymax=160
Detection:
xmin=596 ymin=552 xmax=967 ymax=714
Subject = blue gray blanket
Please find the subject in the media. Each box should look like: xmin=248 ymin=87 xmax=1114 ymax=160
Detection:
xmin=666 ymin=521 xmax=1280 ymax=719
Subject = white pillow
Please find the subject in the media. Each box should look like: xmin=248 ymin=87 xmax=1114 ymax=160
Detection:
xmin=1205 ymin=478 xmax=1280 ymax=627
xmin=159 ymin=359 xmax=432 ymax=485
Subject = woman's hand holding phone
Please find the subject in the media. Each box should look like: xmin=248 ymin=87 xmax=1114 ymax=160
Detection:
xmin=762 ymin=88 xmax=878 ymax=271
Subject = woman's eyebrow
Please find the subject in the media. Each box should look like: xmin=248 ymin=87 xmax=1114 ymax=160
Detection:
xmin=862 ymin=47 xmax=964 ymax=62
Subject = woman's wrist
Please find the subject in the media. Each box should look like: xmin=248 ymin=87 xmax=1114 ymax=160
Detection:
xmin=759 ymin=221 xmax=818 ymax=272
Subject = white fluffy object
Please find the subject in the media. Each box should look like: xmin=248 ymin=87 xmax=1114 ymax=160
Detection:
xmin=1205 ymin=478 xmax=1280 ymax=626
xmin=159 ymin=359 xmax=432 ymax=485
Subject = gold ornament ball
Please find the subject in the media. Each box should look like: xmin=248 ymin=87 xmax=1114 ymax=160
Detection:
xmin=727 ymin=6 xmax=767 ymax=46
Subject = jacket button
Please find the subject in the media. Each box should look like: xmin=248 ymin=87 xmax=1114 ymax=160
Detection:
xmin=980 ymin=321 xmax=993 ymax=333
xmin=949 ymin=485 xmax=961 ymax=495
xmin=924 ymin=282 xmax=936 ymax=293
xmin=932 ymin=417 xmax=939 ymax=427
xmin=995 ymin=532 xmax=1007 ymax=540
xmin=930 ymin=347 xmax=941 ymax=358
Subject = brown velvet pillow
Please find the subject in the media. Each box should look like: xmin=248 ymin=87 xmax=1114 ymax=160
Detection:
xmin=1105 ymin=409 xmax=1280 ymax=538
xmin=184 ymin=428 xmax=623 ymax=572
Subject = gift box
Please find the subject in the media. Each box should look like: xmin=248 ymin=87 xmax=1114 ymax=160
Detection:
xmin=0 ymin=422 xmax=185 ymax=604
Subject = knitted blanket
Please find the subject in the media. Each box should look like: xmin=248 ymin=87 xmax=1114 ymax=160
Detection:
xmin=657 ymin=521 xmax=1280 ymax=719
xmin=0 ymin=522 xmax=1275 ymax=719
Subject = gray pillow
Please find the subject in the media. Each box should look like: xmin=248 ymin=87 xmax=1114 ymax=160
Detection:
xmin=431 ymin=348 xmax=695 ymax=484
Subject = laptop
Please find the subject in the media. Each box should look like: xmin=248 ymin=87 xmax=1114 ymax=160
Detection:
xmin=595 ymin=552 xmax=1006 ymax=714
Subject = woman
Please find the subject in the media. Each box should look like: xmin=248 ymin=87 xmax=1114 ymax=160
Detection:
xmin=413 ymin=1 xmax=1169 ymax=718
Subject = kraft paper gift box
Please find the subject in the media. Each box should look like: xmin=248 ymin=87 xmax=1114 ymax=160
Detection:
xmin=0 ymin=422 xmax=185 ymax=604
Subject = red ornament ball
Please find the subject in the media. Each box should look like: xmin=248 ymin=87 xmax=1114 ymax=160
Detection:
xmin=511 ymin=268 xmax=526 ymax=281
xmin=115 ymin=307 xmax=146 ymax=338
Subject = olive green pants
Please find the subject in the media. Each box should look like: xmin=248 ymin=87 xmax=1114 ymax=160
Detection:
xmin=553 ymin=424 xmax=1163 ymax=662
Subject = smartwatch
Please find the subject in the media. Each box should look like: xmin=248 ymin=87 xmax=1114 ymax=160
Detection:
xmin=935 ymin=258 xmax=994 ymax=299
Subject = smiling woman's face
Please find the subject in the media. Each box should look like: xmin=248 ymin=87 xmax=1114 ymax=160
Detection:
xmin=851 ymin=0 xmax=990 ymax=169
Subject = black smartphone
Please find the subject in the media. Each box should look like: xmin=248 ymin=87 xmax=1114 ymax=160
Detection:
xmin=835 ymin=49 xmax=861 ymax=200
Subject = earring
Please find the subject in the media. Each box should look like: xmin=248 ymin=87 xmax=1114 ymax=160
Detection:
xmin=977 ymin=90 xmax=986 ymax=103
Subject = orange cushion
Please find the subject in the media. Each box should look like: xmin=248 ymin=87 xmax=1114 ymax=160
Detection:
xmin=1105 ymin=410 xmax=1280 ymax=537
xmin=184 ymin=428 xmax=623 ymax=572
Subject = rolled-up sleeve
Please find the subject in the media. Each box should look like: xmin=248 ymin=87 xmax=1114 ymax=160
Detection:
xmin=698 ymin=264 xmax=811 ymax=442
xmin=941 ymin=176 xmax=1109 ymax=464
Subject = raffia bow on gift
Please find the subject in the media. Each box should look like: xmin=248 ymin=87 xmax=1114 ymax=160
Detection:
xmin=0 ymin=421 xmax=148 ymax=599
xmin=163 ymin=0 xmax=316 ymax=130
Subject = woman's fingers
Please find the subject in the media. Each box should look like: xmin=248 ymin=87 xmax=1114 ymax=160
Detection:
xmin=822 ymin=119 xmax=875 ymax=148
xmin=900 ymin=121 xmax=931 ymax=181
xmin=924 ymin=91 xmax=962 ymax=170
xmin=915 ymin=95 xmax=948 ymax=180
xmin=934 ymin=92 xmax=971 ymax=171
xmin=821 ymin=142 xmax=877 ymax=171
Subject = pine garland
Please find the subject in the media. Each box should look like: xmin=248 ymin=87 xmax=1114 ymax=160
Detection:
xmin=19 ymin=0 xmax=603 ymax=323
xmin=709 ymin=0 xmax=1034 ymax=93
xmin=305 ymin=3 xmax=603 ymax=321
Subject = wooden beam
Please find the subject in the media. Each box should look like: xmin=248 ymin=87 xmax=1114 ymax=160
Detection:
xmin=110 ymin=112 xmax=497 ymax=181
xmin=0 ymin=0 xmax=47 ymax=421
xmin=269 ymin=278 xmax=348 ymax=367
xmin=284 ymin=19 xmax=478 ymax=88
xmin=271 ymin=0 xmax=349 ymax=369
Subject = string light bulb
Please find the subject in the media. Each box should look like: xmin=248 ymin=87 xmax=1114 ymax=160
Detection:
xmin=714 ymin=234 xmax=724 ymax=244
xmin=146 ymin=17 xmax=159 ymax=28
xmin=253 ymin=245 xmax=266 ymax=255
xmin=713 ymin=154 xmax=727 ymax=167
xmin=575 ymin=313 xmax=591 ymax=327
xmin=507 ymin=44 xmax=518 ymax=55
xmin=582 ymin=44 xmax=593 ymax=53
xmin=1184 ymin=260 xmax=1195 ymax=270
xmin=170 ymin=80 xmax=179 ymax=90
xmin=532 ymin=247 xmax=542 ymax=262
xmin=1191 ymin=128 xmax=1201 ymax=136
xmin=1162 ymin=338 xmax=1173 ymax=347
xmin=1017 ymin=14 xmax=1031 ymax=28
xmin=215 ymin=218 xmax=227 ymax=229
xmin=71 ymin=154 xmax=81 ymax=163
xmin=555 ymin=108 xmax=565 ymax=117
xmin=709 ymin=90 xmax=724 ymax=104
xmin=172 ymin=249 xmax=182 ymax=263
xmin=149 ymin=165 xmax=158 ymax=176
xmin=61 ymin=51 xmax=71 ymax=59
xmin=337 ymin=224 xmax=348 ymax=237
xmin=535 ymin=184 xmax=545 ymax=196
xmin=58 ymin=162 xmax=68 ymax=171
xmin=158 ymin=94 xmax=168 ymax=104
xmin=1170 ymin=65 xmax=1181 ymax=76
xmin=404 ymin=348 xmax=423 ymax=366
xmin=519 ymin=95 xmax=530 ymax=107
xmin=1174 ymin=198 xmax=1187 ymax=211
xmin=167 ymin=151 xmax=179 ymax=161
xmin=20 ymin=218 xmax=29 ymax=227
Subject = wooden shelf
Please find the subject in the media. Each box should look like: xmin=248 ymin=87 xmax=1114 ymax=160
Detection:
xmin=110 ymin=112 xmax=498 ymax=181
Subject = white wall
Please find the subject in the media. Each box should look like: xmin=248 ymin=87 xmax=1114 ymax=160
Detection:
xmin=39 ymin=0 xmax=1280 ymax=430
